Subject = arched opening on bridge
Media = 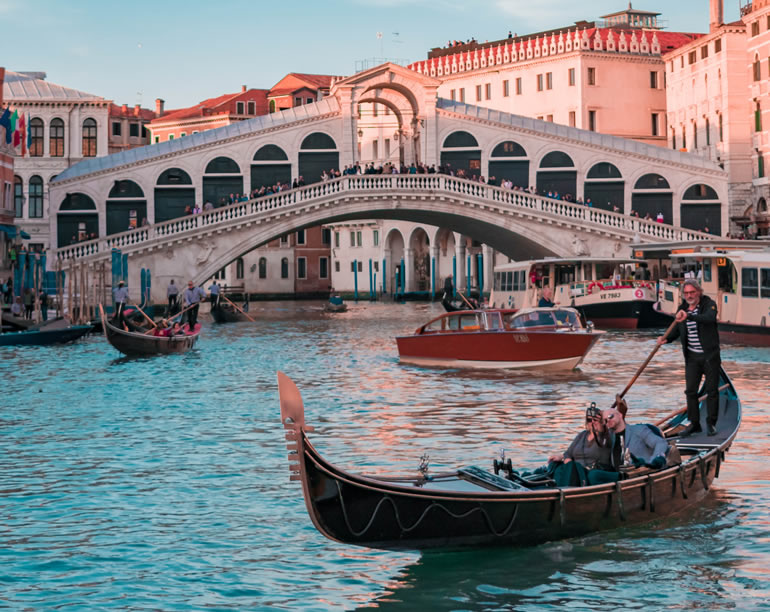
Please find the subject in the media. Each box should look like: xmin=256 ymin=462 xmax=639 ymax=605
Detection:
xmin=584 ymin=162 xmax=624 ymax=211
xmin=298 ymin=132 xmax=339 ymax=184
xmin=106 ymin=179 xmax=146 ymax=235
xmin=251 ymin=145 xmax=291 ymax=193
xmin=632 ymin=173 xmax=672 ymax=224
xmin=155 ymin=168 xmax=195 ymax=223
xmin=488 ymin=141 xmax=528 ymax=188
xmin=57 ymin=193 xmax=98 ymax=247
xmin=409 ymin=227 xmax=431 ymax=292
xmin=680 ymin=183 xmax=721 ymax=235
xmin=441 ymin=131 xmax=481 ymax=178
xmin=203 ymin=156 xmax=244 ymax=207
xmin=536 ymin=151 xmax=576 ymax=198
xmin=384 ymin=229 xmax=405 ymax=294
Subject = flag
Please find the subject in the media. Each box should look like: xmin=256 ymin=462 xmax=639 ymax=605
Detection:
xmin=9 ymin=110 xmax=18 ymax=147
xmin=27 ymin=112 xmax=32 ymax=152
xmin=0 ymin=108 xmax=11 ymax=144
xmin=18 ymin=113 xmax=26 ymax=154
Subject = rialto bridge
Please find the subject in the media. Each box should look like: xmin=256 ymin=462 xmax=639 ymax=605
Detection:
xmin=49 ymin=63 xmax=724 ymax=302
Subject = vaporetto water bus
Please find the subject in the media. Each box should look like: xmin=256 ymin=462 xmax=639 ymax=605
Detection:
xmin=490 ymin=257 xmax=669 ymax=329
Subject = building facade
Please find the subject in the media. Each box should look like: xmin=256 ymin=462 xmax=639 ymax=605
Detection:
xmin=407 ymin=7 xmax=701 ymax=146
xmin=2 ymin=69 xmax=155 ymax=251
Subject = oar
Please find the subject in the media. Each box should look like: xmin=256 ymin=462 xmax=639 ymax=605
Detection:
xmin=456 ymin=291 xmax=476 ymax=310
xmin=610 ymin=319 xmax=678 ymax=410
xmin=129 ymin=301 xmax=157 ymax=329
xmin=221 ymin=294 xmax=255 ymax=322
xmin=143 ymin=302 xmax=200 ymax=334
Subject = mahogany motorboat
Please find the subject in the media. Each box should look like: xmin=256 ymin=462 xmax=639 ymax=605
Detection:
xmin=99 ymin=305 xmax=201 ymax=357
xmin=277 ymin=369 xmax=741 ymax=551
xmin=396 ymin=307 xmax=603 ymax=370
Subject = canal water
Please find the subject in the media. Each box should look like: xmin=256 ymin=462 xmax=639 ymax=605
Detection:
xmin=1 ymin=301 xmax=769 ymax=611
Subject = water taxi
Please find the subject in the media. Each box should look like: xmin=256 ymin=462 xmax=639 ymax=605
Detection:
xmin=490 ymin=257 xmax=668 ymax=329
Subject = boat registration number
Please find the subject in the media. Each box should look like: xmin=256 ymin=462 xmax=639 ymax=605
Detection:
xmin=600 ymin=292 xmax=622 ymax=300
xmin=513 ymin=334 xmax=529 ymax=343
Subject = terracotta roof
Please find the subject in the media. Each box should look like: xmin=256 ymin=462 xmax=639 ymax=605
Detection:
xmin=287 ymin=73 xmax=335 ymax=89
xmin=150 ymin=90 xmax=269 ymax=124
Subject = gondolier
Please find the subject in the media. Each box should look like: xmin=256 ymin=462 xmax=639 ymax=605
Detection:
xmin=167 ymin=280 xmax=179 ymax=315
xmin=657 ymin=278 xmax=721 ymax=437
xmin=208 ymin=280 xmax=221 ymax=309
xmin=112 ymin=280 xmax=129 ymax=325
xmin=183 ymin=281 xmax=205 ymax=329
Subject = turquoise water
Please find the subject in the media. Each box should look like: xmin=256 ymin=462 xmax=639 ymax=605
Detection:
xmin=1 ymin=301 xmax=769 ymax=611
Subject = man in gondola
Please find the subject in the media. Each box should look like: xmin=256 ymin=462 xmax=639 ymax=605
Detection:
xmin=112 ymin=280 xmax=129 ymax=326
xmin=603 ymin=408 xmax=673 ymax=470
xmin=208 ymin=280 xmax=221 ymax=309
xmin=656 ymin=278 xmax=721 ymax=437
xmin=167 ymin=279 xmax=179 ymax=316
xmin=183 ymin=280 xmax=205 ymax=329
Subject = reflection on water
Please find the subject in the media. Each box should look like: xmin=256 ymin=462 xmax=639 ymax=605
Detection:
xmin=0 ymin=301 xmax=768 ymax=610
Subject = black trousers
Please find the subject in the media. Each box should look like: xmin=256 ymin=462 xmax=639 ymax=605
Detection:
xmin=167 ymin=295 xmax=178 ymax=315
xmin=187 ymin=304 xmax=199 ymax=329
xmin=684 ymin=351 xmax=720 ymax=427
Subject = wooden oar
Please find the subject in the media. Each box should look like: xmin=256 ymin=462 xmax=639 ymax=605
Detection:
xmin=610 ymin=318 xmax=678 ymax=410
xmin=143 ymin=302 xmax=200 ymax=334
xmin=221 ymin=294 xmax=255 ymax=322
xmin=456 ymin=291 xmax=476 ymax=310
xmin=129 ymin=301 xmax=157 ymax=329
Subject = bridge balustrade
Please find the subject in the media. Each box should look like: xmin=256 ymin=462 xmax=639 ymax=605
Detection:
xmin=53 ymin=174 xmax=712 ymax=263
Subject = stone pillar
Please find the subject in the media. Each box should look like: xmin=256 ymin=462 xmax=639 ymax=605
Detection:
xmin=404 ymin=247 xmax=414 ymax=292
xmin=482 ymin=244 xmax=493 ymax=295
xmin=454 ymin=236 xmax=466 ymax=293
xmin=337 ymin=87 xmax=356 ymax=170
xmin=382 ymin=247 xmax=392 ymax=294
xmin=422 ymin=92 xmax=438 ymax=168
xmin=430 ymin=244 xmax=439 ymax=296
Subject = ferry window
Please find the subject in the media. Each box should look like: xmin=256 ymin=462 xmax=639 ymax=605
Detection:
xmin=703 ymin=260 xmax=712 ymax=282
xmin=494 ymin=272 xmax=502 ymax=291
xmin=761 ymin=268 xmax=770 ymax=298
xmin=742 ymin=268 xmax=759 ymax=297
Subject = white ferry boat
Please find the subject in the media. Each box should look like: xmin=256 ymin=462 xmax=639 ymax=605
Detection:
xmin=490 ymin=257 xmax=669 ymax=329
xmin=637 ymin=244 xmax=770 ymax=346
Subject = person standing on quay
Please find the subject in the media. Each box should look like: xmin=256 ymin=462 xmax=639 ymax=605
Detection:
xmin=657 ymin=279 xmax=721 ymax=437
xmin=167 ymin=279 xmax=179 ymax=316
xmin=208 ymin=279 xmax=221 ymax=309
xmin=39 ymin=288 xmax=48 ymax=321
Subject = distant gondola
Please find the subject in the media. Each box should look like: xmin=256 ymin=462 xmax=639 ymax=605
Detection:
xmin=99 ymin=306 xmax=200 ymax=357
xmin=211 ymin=303 xmax=250 ymax=323
xmin=278 ymin=369 xmax=740 ymax=551
xmin=0 ymin=324 xmax=92 ymax=346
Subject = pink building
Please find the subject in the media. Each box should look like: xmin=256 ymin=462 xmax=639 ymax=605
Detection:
xmin=409 ymin=6 xmax=701 ymax=146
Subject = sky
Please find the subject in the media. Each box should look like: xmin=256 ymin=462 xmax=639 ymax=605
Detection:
xmin=1 ymin=0 xmax=743 ymax=111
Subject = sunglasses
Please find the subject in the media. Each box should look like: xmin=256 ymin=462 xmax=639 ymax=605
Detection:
xmin=606 ymin=414 xmax=617 ymax=421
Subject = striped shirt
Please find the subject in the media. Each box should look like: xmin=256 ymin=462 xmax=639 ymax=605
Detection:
xmin=686 ymin=306 xmax=703 ymax=353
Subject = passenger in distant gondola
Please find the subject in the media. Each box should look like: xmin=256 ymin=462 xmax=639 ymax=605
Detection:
xmin=443 ymin=274 xmax=453 ymax=298
xmin=548 ymin=404 xmax=617 ymax=486
xmin=208 ymin=280 xmax=221 ymax=309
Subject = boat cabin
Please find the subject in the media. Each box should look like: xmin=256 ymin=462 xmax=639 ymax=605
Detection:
xmin=417 ymin=308 xmax=583 ymax=335
xmin=490 ymin=257 xmax=648 ymax=310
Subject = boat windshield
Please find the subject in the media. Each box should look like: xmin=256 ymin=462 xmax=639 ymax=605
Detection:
xmin=506 ymin=309 xmax=581 ymax=329
xmin=422 ymin=313 xmax=482 ymax=333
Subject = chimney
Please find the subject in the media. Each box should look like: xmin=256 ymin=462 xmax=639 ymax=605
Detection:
xmin=134 ymin=104 xmax=141 ymax=116
xmin=121 ymin=103 xmax=128 ymax=113
xmin=710 ymin=0 xmax=723 ymax=33
xmin=155 ymin=98 xmax=165 ymax=117
xmin=241 ymin=85 xmax=247 ymax=93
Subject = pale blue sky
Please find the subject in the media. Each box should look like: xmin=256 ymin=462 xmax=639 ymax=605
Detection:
xmin=1 ymin=0 xmax=741 ymax=110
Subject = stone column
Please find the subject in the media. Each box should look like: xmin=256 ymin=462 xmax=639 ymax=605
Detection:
xmin=430 ymin=244 xmax=439 ymax=296
xmin=422 ymin=91 xmax=438 ymax=168
xmin=404 ymin=247 xmax=414 ymax=292
xmin=336 ymin=87 xmax=355 ymax=170
xmin=482 ymin=244 xmax=493 ymax=295
xmin=454 ymin=236 xmax=466 ymax=294
xmin=382 ymin=247 xmax=392 ymax=294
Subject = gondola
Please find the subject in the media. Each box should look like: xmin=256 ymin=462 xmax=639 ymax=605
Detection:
xmin=441 ymin=291 xmax=478 ymax=313
xmin=99 ymin=306 xmax=201 ymax=357
xmin=278 ymin=369 xmax=740 ymax=551
xmin=210 ymin=303 xmax=250 ymax=323
xmin=0 ymin=324 xmax=92 ymax=346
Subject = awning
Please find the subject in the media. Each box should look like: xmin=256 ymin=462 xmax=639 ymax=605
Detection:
xmin=0 ymin=224 xmax=31 ymax=239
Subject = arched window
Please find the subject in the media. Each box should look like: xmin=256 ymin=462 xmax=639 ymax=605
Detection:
xmin=683 ymin=184 xmax=719 ymax=200
xmin=634 ymin=174 xmax=670 ymax=190
xmin=13 ymin=176 xmax=23 ymax=218
xmin=259 ymin=257 xmax=267 ymax=279
xmin=756 ymin=102 xmax=762 ymax=132
xmin=253 ymin=145 xmax=288 ymax=161
xmin=586 ymin=162 xmax=622 ymax=179
xmin=205 ymin=157 xmax=240 ymax=174
xmin=442 ymin=131 xmax=479 ymax=148
xmin=753 ymin=54 xmax=761 ymax=81
xmin=29 ymin=118 xmax=44 ymax=157
xmin=28 ymin=176 xmax=44 ymax=218
xmin=269 ymin=100 xmax=276 ymax=113
xmin=236 ymin=257 xmax=245 ymax=280
xmin=108 ymin=179 xmax=144 ymax=198
xmin=82 ymin=118 xmax=97 ymax=157
xmin=300 ymin=132 xmax=337 ymax=149
xmin=758 ymin=198 xmax=768 ymax=214
xmin=50 ymin=118 xmax=65 ymax=157
xmin=490 ymin=141 xmax=527 ymax=157
xmin=280 ymin=257 xmax=289 ymax=279
xmin=157 ymin=168 xmax=193 ymax=185
xmin=539 ymin=151 xmax=575 ymax=168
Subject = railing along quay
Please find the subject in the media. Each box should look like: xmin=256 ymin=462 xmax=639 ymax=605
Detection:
xmin=54 ymin=175 xmax=713 ymax=263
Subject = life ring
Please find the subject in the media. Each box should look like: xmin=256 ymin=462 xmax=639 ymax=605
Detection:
xmin=634 ymin=288 xmax=644 ymax=299
xmin=588 ymin=282 xmax=602 ymax=294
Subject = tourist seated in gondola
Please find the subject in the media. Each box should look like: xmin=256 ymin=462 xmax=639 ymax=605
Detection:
xmin=603 ymin=408 xmax=679 ymax=471
xmin=546 ymin=404 xmax=619 ymax=486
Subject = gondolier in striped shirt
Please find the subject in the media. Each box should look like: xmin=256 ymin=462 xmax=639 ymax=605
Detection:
xmin=657 ymin=279 xmax=721 ymax=437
